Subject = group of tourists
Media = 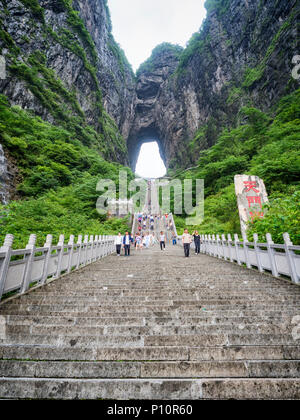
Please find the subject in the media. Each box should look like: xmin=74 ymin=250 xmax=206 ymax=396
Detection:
xmin=182 ymin=230 xmax=201 ymax=257
xmin=137 ymin=213 xmax=160 ymax=232
xmin=114 ymin=229 xmax=201 ymax=258
xmin=134 ymin=231 xmax=158 ymax=250
xmin=114 ymin=232 xmax=133 ymax=256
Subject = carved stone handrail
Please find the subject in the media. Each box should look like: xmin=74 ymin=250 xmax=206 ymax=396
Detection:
xmin=0 ymin=234 xmax=116 ymax=301
xmin=178 ymin=232 xmax=300 ymax=284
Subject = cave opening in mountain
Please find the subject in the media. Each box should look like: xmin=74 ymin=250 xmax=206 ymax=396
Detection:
xmin=135 ymin=141 xmax=166 ymax=179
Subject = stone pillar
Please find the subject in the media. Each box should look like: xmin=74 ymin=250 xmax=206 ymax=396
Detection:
xmin=234 ymin=174 xmax=269 ymax=235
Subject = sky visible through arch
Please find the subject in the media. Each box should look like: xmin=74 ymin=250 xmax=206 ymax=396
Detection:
xmin=135 ymin=142 xmax=166 ymax=179
xmin=107 ymin=0 xmax=207 ymax=177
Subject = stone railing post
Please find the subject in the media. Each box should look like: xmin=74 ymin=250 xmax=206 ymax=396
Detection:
xmin=0 ymin=234 xmax=14 ymax=300
xmin=67 ymin=235 xmax=75 ymax=274
xmin=234 ymin=234 xmax=241 ymax=265
xmin=212 ymin=235 xmax=216 ymax=257
xmin=266 ymin=233 xmax=278 ymax=277
xmin=242 ymin=233 xmax=251 ymax=269
xmin=98 ymin=235 xmax=102 ymax=258
xmin=76 ymin=235 xmax=82 ymax=269
xmin=216 ymin=235 xmax=221 ymax=259
xmin=104 ymin=236 xmax=108 ymax=256
xmin=94 ymin=235 xmax=99 ymax=260
xmin=89 ymin=235 xmax=94 ymax=263
xmin=41 ymin=234 xmax=52 ymax=285
xmin=21 ymin=234 xmax=37 ymax=293
xmin=83 ymin=235 xmax=89 ymax=265
xmin=200 ymin=235 xmax=204 ymax=254
xmin=55 ymin=234 xmax=65 ymax=278
xmin=253 ymin=233 xmax=263 ymax=273
xmin=204 ymin=235 xmax=208 ymax=254
xmin=208 ymin=235 xmax=212 ymax=256
xmin=221 ymin=234 xmax=226 ymax=260
xmin=283 ymin=233 xmax=299 ymax=284
xmin=228 ymin=234 xmax=233 ymax=262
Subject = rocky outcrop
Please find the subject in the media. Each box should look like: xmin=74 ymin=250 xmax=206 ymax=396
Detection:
xmin=0 ymin=144 xmax=8 ymax=204
xmin=127 ymin=44 xmax=183 ymax=169
xmin=0 ymin=0 xmax=136 ymax=165
xmin=129 ymin=0 xmax=298 ymax=170
xmin=0 ymin=0 xmax=298 ymax=183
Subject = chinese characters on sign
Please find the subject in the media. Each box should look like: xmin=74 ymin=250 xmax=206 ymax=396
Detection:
xmin=234 ymin=175 xmax=269 ymax=234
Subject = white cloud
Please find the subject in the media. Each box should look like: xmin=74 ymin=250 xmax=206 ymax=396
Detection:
xmin=107 ymin=0 xmax=206 ymax=71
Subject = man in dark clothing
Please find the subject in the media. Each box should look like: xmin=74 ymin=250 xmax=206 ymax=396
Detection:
xmin=193 ymin=231 xmax=201 ymax=254
xmin=123 ymin=231 xmax=133 ymax=256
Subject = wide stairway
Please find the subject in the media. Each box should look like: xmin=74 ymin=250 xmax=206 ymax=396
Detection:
xmin=0 ymin=244 xmax=299 ymax=399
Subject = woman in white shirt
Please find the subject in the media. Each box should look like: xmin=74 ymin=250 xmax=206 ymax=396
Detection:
xmin=160 ymin=231 xmax=165 ymax=251
xmin=115 ymin=232 xmax=123 ymax=256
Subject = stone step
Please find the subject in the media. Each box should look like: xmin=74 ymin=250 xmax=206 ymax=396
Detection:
xmin=4 ymin=323 xmax=294 ymax=337
xmin=1 ymin=309 xmax=298 ymax=319
xmin=0 ymin=377 xmax=299 ymax=399
xmin=36 ymin=285 xmax=299 ymax=293
xmin=3 ymin=314 xmax=295 ymax=327
xmin=0 ymin=360 xmax=299 ymax=379
xmin=1 ymin=344 xmax=299 ymax=361
xmin=31 ymin=281 xmax=300 ymax=288
xmin=145 ymin=334 xmax=299 ymax=347
xmin=18 ymin=293 xmax=299 ymax=302
xmin=1 ymin=303 xmax=298 ymax=313
xmin=8 ymin=296 xmax=299 ymax=305
xmin=0 ymin=334 xmax=144 ymax=347
xmin=0 ymin=333 xmax=298 ymax=347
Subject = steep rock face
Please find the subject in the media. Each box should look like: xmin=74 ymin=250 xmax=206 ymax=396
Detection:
xmin=130 ymin=0 xmax=298 ymax=169
xmin=0 ymin=144 xmax=8 ymax=204
xmin=0 ymin=0 xmax=298 ymax=187
xmin=0 ymin=0 xmax=136 ymax=166
xmin=127 ymin=45 xmax=183 ymax=169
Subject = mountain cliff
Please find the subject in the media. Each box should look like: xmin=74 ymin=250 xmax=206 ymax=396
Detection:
xmin=134 ymin=0 xmax=299 ymax=169
xmin=0 ymin=0 xmax=299 ymax=202
xmin=0 ymin=0 xmax=136 ymax=164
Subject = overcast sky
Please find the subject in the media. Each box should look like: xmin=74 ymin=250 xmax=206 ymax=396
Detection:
xmin=107 ymin=0 xmax=206 ymax=72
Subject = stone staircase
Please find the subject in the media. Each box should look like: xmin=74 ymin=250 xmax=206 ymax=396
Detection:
xmin=0 ymin=246 xmax=299 ymax=399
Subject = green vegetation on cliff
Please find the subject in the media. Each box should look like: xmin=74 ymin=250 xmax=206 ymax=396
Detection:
xmin=0 ymin=0 xmax=130 ymax=163
xmin=170 ymin=89 xmax=300 ymax=244
xmin=0 ymin=95 xmax=134 ymax=248
xmin=137 ymin=43 xmax=183 ymax=77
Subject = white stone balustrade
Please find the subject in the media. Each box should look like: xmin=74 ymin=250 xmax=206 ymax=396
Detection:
xmin=178 ymin=232 xmax=300 ymax=284
xmin=0 ymin=234 xmax=116 ymax=300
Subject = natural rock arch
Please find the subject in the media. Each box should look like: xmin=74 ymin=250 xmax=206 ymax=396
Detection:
xmin=127 ymin=125 xmax=166 ymax=172
xmin=126 ymin=44 xmax=184 ymax=172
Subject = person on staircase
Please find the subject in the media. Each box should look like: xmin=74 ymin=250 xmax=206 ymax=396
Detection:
xmin=135 ymin=233 xmax=142 ymax=251
xmin=182 ymin=228 xmax=192 ymax=257
xmin=123 ymin=231 xmax=133 ymax=256
xmin=172 ymin=232 xmax=177 ymax=246
xmin=160 ymin=231 xmax=166 ymax=251
xmin=115 ymin=232 xmax=123 ymax=256
xmin=193 ymin=230 xmax=201 ymax=255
